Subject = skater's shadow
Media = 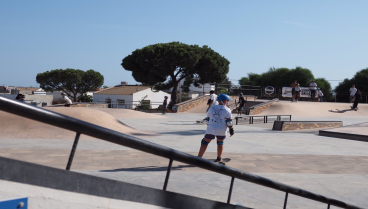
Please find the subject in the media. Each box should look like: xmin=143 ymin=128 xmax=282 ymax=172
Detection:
xmin=100 ymin=164 xmax=195 ymax=172
xmin=328 ymin=109 xmax=355 ymax=113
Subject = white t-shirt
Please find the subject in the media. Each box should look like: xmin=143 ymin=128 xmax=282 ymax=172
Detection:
xmin=206 ymin=105 xmax=232 ymax=136
xmin=309 ymin=82 xmax=317 ymax=90
xmin=63 ymin=96 xmax=72 ymax=104
xmin=210 ymin=94 xmax=219 ymax=106
xmin=295 ymin=87 xmax=300 ymax=91
xmin=317 ymin=90 xmax=324 ymax=96
xmin=350 ymin=88 xmax=357 ymax=96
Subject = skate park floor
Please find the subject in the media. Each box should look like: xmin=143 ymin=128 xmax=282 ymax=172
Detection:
xmin=1 ymin=101 xmax=368 ymax=208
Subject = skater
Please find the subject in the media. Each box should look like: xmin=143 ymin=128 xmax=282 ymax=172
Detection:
xmin=206 ymin=90 xmax=218 ymax=112
xmin=317 ymin=88 xmax=324 ymax=102
xmin=294 ymin=83 xmax=301 ymax=102
xmin=352 ymin=90 xmax=362 ymax=111
xmin=349 ymin=84 xmax=357 ymax=103
xmin=61 ymin=93 xmax=72 ymax=107
xmin=162 ymin=96 xmax=168 ymax=114
xmin=309 ymin=80 xmax=317 ymax=99
xmin=236 ymin=93 xmax=246 ymax=117
xmin=197 ymin=94 xmax=234 ymax=164
xmin=291 ymin=80 xmax=298 ymax=102
xmin=15 ymin=93 xmax=25 ymax=102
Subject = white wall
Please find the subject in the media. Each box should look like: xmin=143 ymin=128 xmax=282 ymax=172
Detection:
xmin=175 ymin=80 xmax=214 ymax=95
xmin=92 ymin=94 xmax=134 ymax=108
xmin=92 ymin=89 xmax=171 ymax=109
xmin=0 ymin=94 xmax=53 ymax=107
xmin=47 ymin=91 xmax=91 ymax=101
xmin=132 ymin=89 xmax=171 ymax=109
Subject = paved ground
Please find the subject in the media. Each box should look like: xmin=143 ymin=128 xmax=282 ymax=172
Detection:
xmin=1 ymin=101 xmax=368 ymax=209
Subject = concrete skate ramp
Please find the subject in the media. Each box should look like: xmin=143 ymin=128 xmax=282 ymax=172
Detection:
xmin=0 ymin=107 xmax=162 ymax=139
xmin=261 ymin=101 xmax=368 ymax=117
xmin=184 ymin=100 xmax=208 ymax=113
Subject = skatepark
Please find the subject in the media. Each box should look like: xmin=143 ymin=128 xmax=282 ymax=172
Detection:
xmin=1 ymin=98 xmax=368 ymax=208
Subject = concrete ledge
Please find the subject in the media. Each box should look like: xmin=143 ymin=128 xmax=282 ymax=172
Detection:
xmin=273 ymin=121 xmax=343 ymax=131
xmin=319 ymin=131 xmax=368 ymax=142
xmin=0 ymin=157 xmax=249 ymax=209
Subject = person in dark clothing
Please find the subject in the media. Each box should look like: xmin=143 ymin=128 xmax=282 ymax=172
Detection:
xmin=15 ymin=94 xmax=25 ymax=102
xmin=162 ymin=96 xmax=168 ymax=114
xmin=352 ymin=90 xmax=362 ymax=111
xmin=237 ymin=93 xmax=246 ymax=117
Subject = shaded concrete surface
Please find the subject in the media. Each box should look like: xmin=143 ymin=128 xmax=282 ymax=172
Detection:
xmin=1 ymin=180 xmax=169 ymax=209
xmin=1 ymin=102 xmax=368 ymax=208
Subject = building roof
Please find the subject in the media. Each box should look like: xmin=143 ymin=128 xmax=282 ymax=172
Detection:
xmin=94 ymin=85 xmax=151 ymax=95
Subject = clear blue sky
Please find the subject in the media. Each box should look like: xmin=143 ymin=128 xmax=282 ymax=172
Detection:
xmin=1 ymin=0 xmax=367 ymax=89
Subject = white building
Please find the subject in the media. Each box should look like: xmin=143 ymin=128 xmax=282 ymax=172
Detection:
xmin=93 ymin=85 xmax=171 ymax=109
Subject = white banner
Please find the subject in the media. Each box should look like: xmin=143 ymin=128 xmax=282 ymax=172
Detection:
xmin=282 ymin=87 xmax=317 ymax=98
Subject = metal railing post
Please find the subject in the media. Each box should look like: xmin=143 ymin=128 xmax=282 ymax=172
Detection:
xmin=227 ymin=177 xmax=235 ymax=204
xmin=66 ymin=132 xmax=81 ymax=170
xmin=327 ymin=204 xmax=330 ymax=209
xmin=283 ymin=192 xmax=288 ymax=209
xmin=163 ymin=158 xmax=173 ymax=191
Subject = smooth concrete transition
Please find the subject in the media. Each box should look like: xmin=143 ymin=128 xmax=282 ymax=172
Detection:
xmin=1 ymin=100 xmax=368 ymax=208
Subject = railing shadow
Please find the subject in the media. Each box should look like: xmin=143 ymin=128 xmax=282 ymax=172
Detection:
xmin=100 ymin=164 xmax=195 ymax=172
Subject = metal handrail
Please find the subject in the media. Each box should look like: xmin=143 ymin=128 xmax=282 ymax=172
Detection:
xmin=0 ymin=96 xmax=362 ymax=209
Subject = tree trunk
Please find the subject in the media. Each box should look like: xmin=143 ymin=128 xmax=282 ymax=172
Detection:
xmin=170 ymin=83 xmax=178 ymax=109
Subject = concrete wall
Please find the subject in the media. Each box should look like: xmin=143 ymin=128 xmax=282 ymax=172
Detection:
xmin=93 ymin=89 xmax=171 ymax=109
xmin=249 ymin=99 xmax=279 ymax=115
xmin=47 ymin=91 xmax=93 ymax=101
xmin=173 ymin=95 xmax=209 ymax=112
xmin=273 ymin=121 xmax=343 ymax=131
xmin=0 ymin=94 xmax=53 ymax=107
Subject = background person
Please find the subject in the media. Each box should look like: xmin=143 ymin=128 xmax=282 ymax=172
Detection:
xmin=198 ymin=94 xmax=234 ymax=163
xmin=237 ymin=93 xmax=246 ymax=117
xmin=15 ymin=93 xmax=25 ymax=102
xmin=294 ymin=83 xmax=301 ymax=102
xmin=162 ymin=96 xmax=168 ymax=114
xmin=317 ymin=88 xmax=324 ymax=102
xmin=349 ymin=84 xmax=357 ymax=103
xmin=352 ymin=89 xmax=362 ymax=110
xmin=291 ymin=80 xmax=298 ymax=101
xmin=206 ymin=90 xmax=218 ymax=112
xmin=61 ymin=93 xmax=72 ymax=107
xmin=309 ymin=80 xmax=317 ymax=99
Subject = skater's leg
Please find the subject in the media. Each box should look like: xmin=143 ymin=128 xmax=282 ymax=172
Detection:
xmin=353 ymin=101 xmax=359 ymax=108
xmin=198 ymin=137 xmax=212 ymax=158
xmin=216 ymin=136 xmax=225 ymax=159
xmin=216 ymin=139 xmax=224 ymax=158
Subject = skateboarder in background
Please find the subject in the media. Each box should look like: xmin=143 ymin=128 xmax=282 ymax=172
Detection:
xmin=317 ymin=88 xmax=324 ymax=102
xmin=349 ymin=84 xmax=357 ymax=103
xmin=237 ymin=93 xmax=246 ymax=117
xmin=291 ymin=80 xmax=298 ymax=102
xmin=198 ymin=94 xmax=234 ymax=164
xmin=162 ymin=96 xmax=168 ymax=114
xmin=206 ymin=90 xmax=218 ymax=112
xmin=294 ymin=83 xmax=301 ymax=102
xmin=351 ymin=89 xmax=362 ymax=111
xmin=61 ymin=93 xmax=72 ymax=107
xmin=309 ymin=80 xmax=317 ymax=99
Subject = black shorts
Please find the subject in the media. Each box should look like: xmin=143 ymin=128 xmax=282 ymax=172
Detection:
xmin=238 ymin=106 xmax=243 ymax=111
